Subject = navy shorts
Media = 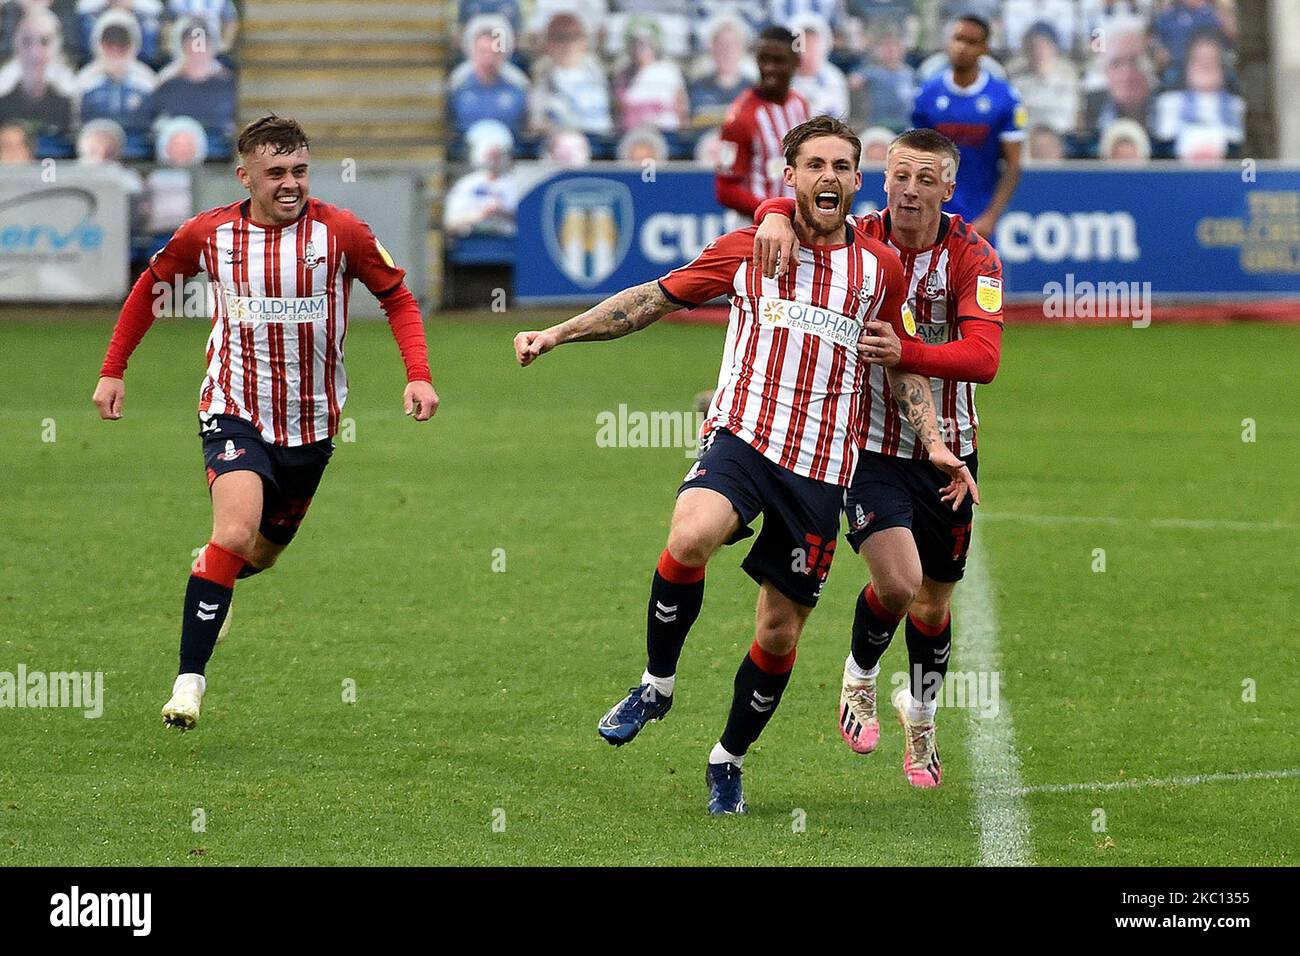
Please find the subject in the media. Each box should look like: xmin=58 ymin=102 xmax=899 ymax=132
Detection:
xmin=679 ymin=429 xmax=843 ymax=607
xmin=199 ymin=414 xmax=333 ymax=546
xmin=844 ymin=449 xmax=978 ymax=583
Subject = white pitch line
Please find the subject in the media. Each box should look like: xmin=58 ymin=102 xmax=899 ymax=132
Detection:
xmin=955 ymin=536 xmax=1032 ymax=867
xmin=1003 ymin=767 xmax=1300 ymax=797
xmin=977 ymin=512 xmax=1296 ymax=532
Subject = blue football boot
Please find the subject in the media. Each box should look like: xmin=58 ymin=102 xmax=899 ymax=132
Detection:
xmin=706 ymin=761 xmax=747 ymax=815
xmin=598 ymin=683 xmax=673 ymax=746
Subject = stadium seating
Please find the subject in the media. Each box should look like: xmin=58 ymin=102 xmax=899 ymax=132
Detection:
xmin=238 ymin=0 xmax=446 ymax=162
xmin=441 ymin=0 xmax=1246 ymax=166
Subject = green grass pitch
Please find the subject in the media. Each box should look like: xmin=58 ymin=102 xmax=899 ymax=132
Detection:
xmin=1 ymin=311 xmax=1296 ymax=865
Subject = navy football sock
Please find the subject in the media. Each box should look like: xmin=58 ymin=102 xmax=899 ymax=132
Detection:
xmin=850 ymin=584 xmax=903 ymax=672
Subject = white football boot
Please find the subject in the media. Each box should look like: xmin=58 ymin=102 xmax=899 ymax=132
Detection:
xmin=162 ymin=673 xmax=206 ymax=730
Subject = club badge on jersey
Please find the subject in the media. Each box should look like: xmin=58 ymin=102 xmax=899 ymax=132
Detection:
xmin=299 ymin=241 xmax=326 ymax=270
xmin=922 ymin=269 xmax=944 ymax=300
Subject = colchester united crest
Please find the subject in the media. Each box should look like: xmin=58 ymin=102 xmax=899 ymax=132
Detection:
xmin=542 ymin=178 xmax=634 ymax=289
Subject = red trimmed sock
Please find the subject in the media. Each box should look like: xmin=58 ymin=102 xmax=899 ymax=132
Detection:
xmin=718 ymin=641 xmax=796 ymax=756
xmin=646 ymin=549 xmax=706 ymax=679
xmin=178 ymin=541 xmax=245 ymax=675
xmin=850 ymin=583 xmax=904 ymax=671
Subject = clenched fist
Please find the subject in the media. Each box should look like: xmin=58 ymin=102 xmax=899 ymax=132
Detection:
xmin=513 ymin=329 xmax=559 ymax=367
xmin=403 ymin=380 xmax=440 ymax=421
xmin=92 ymin=376 xmax=125 ymax=420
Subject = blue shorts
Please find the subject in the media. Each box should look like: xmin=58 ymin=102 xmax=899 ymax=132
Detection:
xmin=844 ymin=449 xmax=978 ymax=583
xmin=199 ymin=414 xmax=333 ymax=545
xmin=679 ymin=429 xmax=843 ymax=607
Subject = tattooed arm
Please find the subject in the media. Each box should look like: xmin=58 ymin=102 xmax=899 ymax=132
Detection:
xmin=887 ymin=368 xmax=945 ymax=451
xmin=514 ymin=281 xmax=678 ymax=366
xmin=885 ymin=367 xmax=981 ymax=509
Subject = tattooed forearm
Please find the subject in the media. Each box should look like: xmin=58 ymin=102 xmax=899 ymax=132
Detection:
xmin=552 ymin=282 xmax=673 ymax=344
xmin=888 ymin=369 xmax=942 ymax=449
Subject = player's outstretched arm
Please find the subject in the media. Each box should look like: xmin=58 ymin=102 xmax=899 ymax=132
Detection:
xmin=93 ymin=267 xmax=169 ymax=420
xmin=514 ymin=281 xmax=677 ymax=367
xmin=885 ymin=367 xmax=980 ymax=509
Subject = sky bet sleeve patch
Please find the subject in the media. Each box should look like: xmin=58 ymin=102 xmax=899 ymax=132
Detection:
xmin=976 ymin=276 xmax=1003 ymax=313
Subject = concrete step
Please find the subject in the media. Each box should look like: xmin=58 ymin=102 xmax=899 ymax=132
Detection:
xmin=240 ymin=63 xmax=442 ymax=88
xmin=267 ymin=119 xmax=442 ymax=142
xmin=242 ymin=1 xmax=448 ymax=24
xmin=236 ymin=1 xmax=452 ymax=176
xmin=241 ymin=106 xmax=444 ymax=130
xmin=239 ymin=105 xmax=443 ymax=127
xmin=289 ymin=143 xmax=445 ymax=163
xmin=241 ymin=48 xmax=437 ymax=69
xmin=241 ymin=95 xmax=440 ymax=116
xmin=241 ymin=25 xmax=447 ymax=46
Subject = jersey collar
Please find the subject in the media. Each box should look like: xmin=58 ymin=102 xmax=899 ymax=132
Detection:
xmin=240 ymin=197 xmax=311 ymax=231
xmin=881 ymin=209 xmax=950 ymax=254
xmin=942 ymin=67 xmax=989 ymax=97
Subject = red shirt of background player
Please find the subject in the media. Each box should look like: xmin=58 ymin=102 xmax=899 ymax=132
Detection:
xmin=714 ymin=87 xmax=810 ymax=218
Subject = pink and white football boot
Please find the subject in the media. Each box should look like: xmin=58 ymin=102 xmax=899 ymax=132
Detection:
xmin=893 ymin=686 xmax=941 ymax=788
xmin=838 ymin=661 xmax=880 ymax=754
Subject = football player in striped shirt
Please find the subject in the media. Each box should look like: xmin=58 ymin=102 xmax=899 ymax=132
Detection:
xmin=92 ymin=115 xmax=439 ymax=730
xmin=713 ymin=25 xmax=809 ymax=219
xmin=514 ymin=116 xmax=976 ymax=814
xmin=752 ymin=127 xmax=1005 ymax=788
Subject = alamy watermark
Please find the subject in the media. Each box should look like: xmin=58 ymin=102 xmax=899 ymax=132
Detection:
xmin=1042 ymin=273 xmax=1152 ymax=328
xmin=596 ymin=404 xmax=707 ymax=458
xmin=890 ymin=667 xmax=1000 ymax=719
xmin=50 ymin=886 xmax=150 ymax=936
xmin=0 ymin=666 xmax=104 ymax=718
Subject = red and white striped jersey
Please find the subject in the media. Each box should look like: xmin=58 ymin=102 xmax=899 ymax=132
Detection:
xmin=148 ymin=198 xmax=408 ymax=446
xmin=853 ymin=211 xmax=1005 ymax=459
xmin=658 ymin=224 xmax=912 ymax=487
xmin=716 ymin=88 xmax=809 ymax=209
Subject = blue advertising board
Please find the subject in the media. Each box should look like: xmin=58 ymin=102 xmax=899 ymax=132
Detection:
xmin=513 ymin=165 xmax=1300 ymax=303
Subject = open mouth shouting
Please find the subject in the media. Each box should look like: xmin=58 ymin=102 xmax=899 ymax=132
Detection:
xmin=815 ymin=189 xmax=840 ymax=212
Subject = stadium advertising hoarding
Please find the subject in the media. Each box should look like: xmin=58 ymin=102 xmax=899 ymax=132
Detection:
xmin=513 ymin=165 xmax=1300 ymax=304
xmin=0 ymin=167 xmax=130 ymax=302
